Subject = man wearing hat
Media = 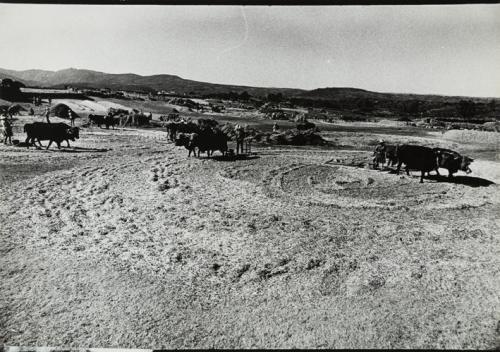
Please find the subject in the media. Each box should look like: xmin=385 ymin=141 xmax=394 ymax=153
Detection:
xmin=373 ymin=139 xmax=387 ymax=169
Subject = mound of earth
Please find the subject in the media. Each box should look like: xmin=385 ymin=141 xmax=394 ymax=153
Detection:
xmin=220 ymin=123 xmax=327 ymax=146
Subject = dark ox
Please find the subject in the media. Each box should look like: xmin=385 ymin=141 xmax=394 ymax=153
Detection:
xmin=373 ymin=143 xmax=398 ymax=169
xmin=89 ymin=114 xmax=117 ymax=129
xmin=104 ymin=115 xmax=118 ymax=129
xmin=204 ymin=128 xmax=228 ymax=157
xmin=166 ymin=121 xmax=199 ymax=141
xmin=433 ymin=148 xmax=473 ymax=178
xmin=175 ymin=128 xmax=228 ymax=158
xmin=24 ymin=122 xmax=79 ymax=149
xmin=175 ymin=133 xmax=198 ymax=157
xmin=88 ymin=114 xmax=106 ymax=127
xmin=384 ymin=144 xmax=399 ymax=167
xmin=396 ymin=144 xmax=439 ymax=183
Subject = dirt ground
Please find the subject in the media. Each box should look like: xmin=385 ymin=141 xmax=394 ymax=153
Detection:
xmin=1 ymin=116 xmax=499 ymax=349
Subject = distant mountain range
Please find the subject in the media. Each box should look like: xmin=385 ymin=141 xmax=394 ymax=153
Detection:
xmin=0 ymin=67 xmax=497 ymax=103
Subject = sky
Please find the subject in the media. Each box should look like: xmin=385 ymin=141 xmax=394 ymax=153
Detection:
xmin=0 ymin=4 xmax=499 ymax=97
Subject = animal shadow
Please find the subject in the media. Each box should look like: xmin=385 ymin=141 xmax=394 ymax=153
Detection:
xmin=57 ymin=146 xmax=111 ymax=153
xmin=212 ymin=154 xmax=260 ymax=162
xmin=426 ymin=175 xmax=495 ymax=187
xmin=383 ymin=168 xmax=494 ymax=187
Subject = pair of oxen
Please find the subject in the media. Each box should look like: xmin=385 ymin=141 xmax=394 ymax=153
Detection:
xmin=374 ymin=144 xmax=473 ymax=183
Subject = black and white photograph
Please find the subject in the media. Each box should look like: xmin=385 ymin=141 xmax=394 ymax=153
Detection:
xmin=0 ymin=1 xmax=499 ymax=349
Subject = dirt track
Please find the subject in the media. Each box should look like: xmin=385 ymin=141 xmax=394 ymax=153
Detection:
xmin=1 ymin=125 xmax=499 ymax=348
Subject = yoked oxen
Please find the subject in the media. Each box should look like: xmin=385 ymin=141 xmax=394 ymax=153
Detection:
xmin=166 ymin=121 xmax=199 ymax=141
xmin=396 ymin=144 xmax=439 ymax=183
xmin=24 ymin=122 xmax=80 ymax=149
xmin=88 ymin=114 xmax=106 ymax=128
xmin=89 ymin=114 xmax=117 ymax=129
xmin=433 ymin=148 xmax=473 ymax=178
xmin=175 ymin=127 xmax=228 ymax=158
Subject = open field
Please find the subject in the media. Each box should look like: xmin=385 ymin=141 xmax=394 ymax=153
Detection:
xmin=1 ymin=111 xmax=499 ymax=349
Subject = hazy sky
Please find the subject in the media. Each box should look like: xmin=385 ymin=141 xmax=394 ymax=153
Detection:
xmin=0 ymin=4 xmax=499 ymax=97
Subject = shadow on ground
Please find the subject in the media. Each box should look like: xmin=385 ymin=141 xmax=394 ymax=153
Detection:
xmin=375 ymin=168 xmax=496 ymax=187
xmin=56 ymin=146 xmax=111 ymax=153
xmin=13 ymin=144 xmax=110 ymax=153
xmin=211 ymin=154 xmax=260 ymax=162
xmin=426 ymin=174 xmax=495 ymax=187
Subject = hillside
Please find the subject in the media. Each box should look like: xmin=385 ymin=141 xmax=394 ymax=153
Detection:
xmin=1 ymin=67 xmax=498 ymax=108
xmin=295 ymin=87 xmax=499 ymax=104
xmin=0 ymin=70 xmax=40 ymax=87
xmin=0 ymin=67 xmax=304 ymax=98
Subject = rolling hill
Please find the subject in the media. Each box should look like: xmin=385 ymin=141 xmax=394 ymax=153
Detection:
xmin=0 ymin=67 xmax=304 ymax=98
xmin=1 ymin=67 xmax=498 ymax=105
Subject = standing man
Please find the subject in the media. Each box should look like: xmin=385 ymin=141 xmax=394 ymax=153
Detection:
xmin=373 ymin=139 xmax=386 ymax=170
xmin=2 ymin=115 xmax=13 ymax=145
xmin=235 ymin=124 xmax=245 ymax=155
xmin=68 ymin=109 xmax=75 ymax=127
xmin=44 ymin=106 xmax=51 ymax=123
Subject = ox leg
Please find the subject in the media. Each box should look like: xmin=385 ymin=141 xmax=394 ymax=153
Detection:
xmin=406 ymin=166 xmax=410 ymax=176
xmin=46 ymin=140 xmax=53 ymax=150
xmin=57 ymin=141 xmax=61 ymax=149
xmin=448 ymin=171 xmax=454 ymax=178
xmin=420 ymin=171 xmax=425 ymax=183
xmin=66 ymin=140 xmax=71 ymax=148
xmin=396 ymin=161 xmax=402 ymax=175
xmin=25 ymin=136 xmax=31 ymax=149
